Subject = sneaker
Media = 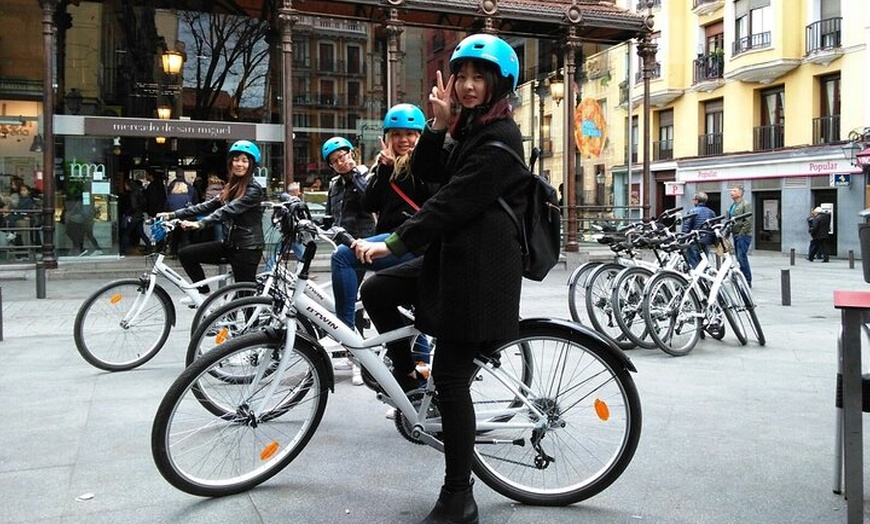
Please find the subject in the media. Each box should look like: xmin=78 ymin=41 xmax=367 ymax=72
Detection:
xmin=385 ymin=408 xmax=396 ymax=420
xmin=179 ymin=293 xmax=207 ymax=307
xmin=332 ymin=358 xmax=353 ymax=371
xmin=352 ymin=365 xmax=364 ymax=386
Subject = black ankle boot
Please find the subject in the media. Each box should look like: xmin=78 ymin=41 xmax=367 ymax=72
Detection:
xmin=416 ymin=484 xmax=478 ymax=524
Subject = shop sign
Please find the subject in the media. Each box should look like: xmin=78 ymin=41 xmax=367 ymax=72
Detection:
xmin=68 ymin=159 xmax=106 ymax=180
xmin=83 ymin=116 xmax=256 ymax=140
xmin=830 ymin=173 xmax=851 ymax=187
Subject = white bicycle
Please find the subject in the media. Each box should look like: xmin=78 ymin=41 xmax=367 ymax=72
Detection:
xmin=151 ymin=212 xmax=643 ymax=506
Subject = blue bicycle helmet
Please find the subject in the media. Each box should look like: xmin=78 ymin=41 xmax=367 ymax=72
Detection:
xmin=228 ymin=140 xmax=261 ymax=164
xmin=383 ymin=103 xmax=426 ymax=132
xmin=321 ymin=136 xmax=354 ymax=162
xmin=450 ymin=33 xmax=519 ymax=92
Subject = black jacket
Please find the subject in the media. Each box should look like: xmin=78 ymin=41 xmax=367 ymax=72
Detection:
xmin=363 ymin=162 xmax=438 ymax=234
xmin=810 ymin=211 xmax=831 ymax=240
xmin=392 ymin=117 xmax=528 ymax=342
xmin=174 ymin=180 xmax=265 ymax=249
xmin=325 ymin=167 xmax=376 ymax=238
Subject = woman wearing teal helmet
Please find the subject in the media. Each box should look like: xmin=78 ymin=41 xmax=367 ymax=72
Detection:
xmin=157 ymin=140 xmax=265 ymax=302
xmin=352 ymin=34 xmax=527 ymax=524
xmin=326 ymin=105 xmax=438 ymax=383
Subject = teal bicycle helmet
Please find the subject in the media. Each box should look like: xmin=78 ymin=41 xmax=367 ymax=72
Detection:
xmin=321 ymin=136 xmax=354 ymax=162
xmin=228 ymin=140 xmax=261 ymax=164
xmin=450 ymin=33 xmax=519 ymax=92
xmin=383 ymin=103 xmax=426 ymax=132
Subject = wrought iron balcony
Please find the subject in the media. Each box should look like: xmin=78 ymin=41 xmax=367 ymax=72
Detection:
xmin=806 ymin=17 xmax=842 ymax=54
xmin=732 ymin=32 xmax=771 ymax=56
xmin=653 ymin=139 xmax=673 ymax=161
xmin=697 ymin=133 xmax=723 ymax=157
xmin=753 ymin=124 xmax=784 ymax=151
xmin=693 ymin=54 xmax=724 ymax=84
xmin=812 ymin=115 xmax=840 ymax=145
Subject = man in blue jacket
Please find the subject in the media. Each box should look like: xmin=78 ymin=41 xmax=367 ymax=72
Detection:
xmin=682 ymin=191 xmax=717 ymax=268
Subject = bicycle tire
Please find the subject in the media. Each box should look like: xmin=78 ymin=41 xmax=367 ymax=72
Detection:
xmin=642 ymin=271 xmax=702 ymax=356
xmin=189 ymin=282 xmax=259 ymax=330
xmin=611 ymin=266 xmax=657 ymax=349
xmin=733 ymin=272 xmax=766 ymax=346
xmin=719 ymin=291 xmax=748 ymax=346
xmin=585 ymin=263 xmax=636 ymax=350
xmin=74 ymin=279 xmax=173 ymax=371
xmin=152 ymin=329 xmax=329 ymax=497
xmin=567 ymin=262 xmax=601 ymax=325
xmin=471 ymin=319 xmax=642 ymax=506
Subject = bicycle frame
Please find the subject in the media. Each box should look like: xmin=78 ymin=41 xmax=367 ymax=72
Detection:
xmin=240 ymin=242 xmax=549 ymax=452
xmin=122 ymin=253 xmax=233 ymax=326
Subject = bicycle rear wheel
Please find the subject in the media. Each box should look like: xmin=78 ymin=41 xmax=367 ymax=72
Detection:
xmin=74 ymin=279 xmax=172 ymax=371
xmin=642 ymin=272 xmax=702 ymax=356
xmin=471 ymin=322 xmax=642 ymax=506
xmin=152 ymin=330 xmax=329 ymax=497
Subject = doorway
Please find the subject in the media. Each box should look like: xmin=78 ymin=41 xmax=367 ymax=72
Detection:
xmin=754 ymin=191 xmax=781 ymax=251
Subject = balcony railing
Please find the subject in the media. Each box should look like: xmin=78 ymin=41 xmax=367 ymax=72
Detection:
xmin=693 ymin=0 xmax=719 ymax=7
xmin=693 ymin=54 xmax=724 ymax=84
xmin=806 ymin=17 xmax=842 ymax=55
xmin=635 ymin=62 xmax=662 ymax=83
xmin=732 ymin=32 xmax=771 ymax=56
xmin=653 ymin=139 xmax=674 ymax=161
xmin=624 ymin=145 xmax=638 ymax=164
xmin=812 ymin=115 xmax=840 ymax=144
xmin=316 ymin=60 xmax=366 ymax=75
xmin=698 ymin=133 xmax=723 ymax=156
xmin=753 ymin=124 xmax=784 ymax=151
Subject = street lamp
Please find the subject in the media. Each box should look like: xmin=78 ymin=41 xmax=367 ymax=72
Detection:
xmin=157 ymin=106 xmax=172 ymax=120
xmin=842 ymin=127 xmax=870 ymax=168
xmin=161 ymin=49 xmax=185 ymax=75
xmin=549 ymin=73 xmax=565 ymax=106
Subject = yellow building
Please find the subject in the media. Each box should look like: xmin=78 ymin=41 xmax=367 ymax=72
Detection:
xmin=571 ymin=0 xmax=867 ymax=256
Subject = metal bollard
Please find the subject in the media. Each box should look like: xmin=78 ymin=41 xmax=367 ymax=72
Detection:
xmin=789 ymin=248 xmax=795 ymax=266
xmin=781 ymin=268 xmax=791 ymax=306
xmin=848 ymin=250 xmax=854 ymax=269
xmin=36 ymin=260 xmax=46 ymax=299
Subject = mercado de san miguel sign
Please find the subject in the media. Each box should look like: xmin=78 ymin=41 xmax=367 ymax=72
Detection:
xmin=83 ymin=116 xmax=257 ymax=140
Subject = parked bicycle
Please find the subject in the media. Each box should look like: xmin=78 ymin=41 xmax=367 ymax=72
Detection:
xmin=151 ymin=211 xmax=642 ymax=506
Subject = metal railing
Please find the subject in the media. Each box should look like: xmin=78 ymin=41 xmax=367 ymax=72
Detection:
xmin=753 ymin=124 xmax=785 ymax=151
xmin=732 ymin=32 xmax=771 ymax=56
xmin=653 ymin=139 xmax=674 ymax=161
xmin=693 ymin=54 xmax=725 ymax=84
xmin=698 ymin=133 xmax=723 ymax=156
xmin=806 ymin=17 xmax=842 ymax=55
xmin=0 ymin=208 xmax=43 ymax=264
xmin=635 ymin=62 xmax=662 ymax=83
xmin=813 ymin=115 xmax=840 ymax=144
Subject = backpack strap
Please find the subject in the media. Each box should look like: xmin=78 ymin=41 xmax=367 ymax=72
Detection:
xmin=482 ymin=140 xmax=529 ymax=256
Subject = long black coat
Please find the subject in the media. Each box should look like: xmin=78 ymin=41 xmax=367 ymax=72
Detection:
xmin=391 ymin=117 xmax=527 ymax=342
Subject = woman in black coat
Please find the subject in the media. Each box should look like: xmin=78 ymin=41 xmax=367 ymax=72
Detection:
xmin=353 ymin=34 xmax=527 ymax=524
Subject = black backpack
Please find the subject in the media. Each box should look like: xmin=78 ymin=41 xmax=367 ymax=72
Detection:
xmin=485 ymin=141 xmax=562 ymax=282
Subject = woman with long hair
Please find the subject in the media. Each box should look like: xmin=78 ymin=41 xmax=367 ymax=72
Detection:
xmin=353 ymin=34 xmax=528 ymax=523
xmin=157 ymin=140 xmax=264 ymax=303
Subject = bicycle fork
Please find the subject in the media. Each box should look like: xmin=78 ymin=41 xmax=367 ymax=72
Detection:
xmin=120 ymin=274 xmax=158 ymax=328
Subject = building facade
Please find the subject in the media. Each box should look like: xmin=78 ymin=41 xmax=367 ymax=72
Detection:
xmin=579 ymin=0 xmax=869 ymax=256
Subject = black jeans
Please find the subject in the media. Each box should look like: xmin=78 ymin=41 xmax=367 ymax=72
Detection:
xmin=359 ymin=271 xmax=419 ymax=375
xmin=178 ymin=240 xmax=261 ymax=293
xmin=808 ymin=238 xmax=829 ymax=261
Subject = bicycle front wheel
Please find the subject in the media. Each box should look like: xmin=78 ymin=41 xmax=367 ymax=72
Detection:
xmin=74 ymin=279 xmax=172 ymax=371
xmin=189 ymin=281 xmax=258 ymax=331
xmin=471 ymin=322 xmax=642 ymax=506
xmin=152 ymin=330 xmax=329 ymax=497
xmin=567 ymin=262 xmax=601 ymax=325
xmin=732 ymin=271 xmax=765 ymax=346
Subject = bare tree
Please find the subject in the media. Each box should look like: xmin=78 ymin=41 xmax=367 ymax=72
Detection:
xmin=180 ymin=11 xmax=270 ymax=120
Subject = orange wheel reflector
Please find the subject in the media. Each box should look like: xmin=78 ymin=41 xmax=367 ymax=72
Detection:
xmin=109 ymin=294 xmax=123 ymax=305
xmin=260 ymin=441 xmax=280 ymax=461
xmin=214 ymin=328 xmax=229 ymax=344
xmin=594 ymin=398 xmax=610 ymax=421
